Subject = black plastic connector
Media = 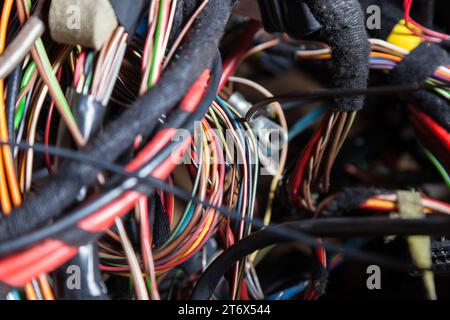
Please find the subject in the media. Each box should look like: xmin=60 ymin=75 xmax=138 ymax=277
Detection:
xmin=257 ymin=0 xmax=321 ymax=37
xmin=66 ymin=89 xmax=106 ymax=142
xmin=55 ymin=90 xmax=108 ymax=299
xmin=109 ymin=0 xmax=149 ymax=36
xmin=54 ymin=243 xmax=109 ymax=300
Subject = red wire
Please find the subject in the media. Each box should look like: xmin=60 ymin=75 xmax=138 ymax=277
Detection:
xmin=100 ymin=266 xmax=130 ymax=272
xmin=1 ymin=41 xmax=250 ymax=285
xmin=156 ymin=129 xmax=225 ymax=270
xmin=0 ymin=70 xmax=212 ymax=286
xmin=44 ymin=68 xmax=63 ymax=175
xmin=240 ymin=280 xmax=250 ymax=300
xmin=73 ymin=51 xmax=86 ymax=87
xmin=219 ymin=20 xmax=261 ymax=90
xmin=290 ymin=113 xmax=329 ymax=206
xmin=408 ymin=105 xmax=450 ymax=168
xmin=315 ymin=239 xmax=327 ymax=269
xmin=305 ymin=287 xmax=319 ymax=300
xmin=409 ymin=106 xmax=450 ymax=150
xmin=403 ymin=0 xmax=449 ymax=42
xmin=0 ymin=240 xmax=77 ymax=286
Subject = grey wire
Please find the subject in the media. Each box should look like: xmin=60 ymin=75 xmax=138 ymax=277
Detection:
xmin=0 ymin=17 xmax=44 ymax=80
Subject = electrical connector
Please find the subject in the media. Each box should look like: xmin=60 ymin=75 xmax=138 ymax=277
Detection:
xmin=257 ymin=0 xmax=321 ymax=37
xmin=49 ymin=0 xmax=118 ymax=50
xmin=109 ymin=0 xmax=148 ymax=36
xmin=229 ymin=92 xmax=288 ymax=175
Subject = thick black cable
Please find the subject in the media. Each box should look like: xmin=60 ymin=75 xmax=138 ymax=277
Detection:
xmin=5 ymin=64 xmax=21 ymax=143
xmin=0 ymin=74 xmax=441 ymax=268
xmin=191 ymin=216 xmax=450 ymax=300
xmin=359 ymin=0 xmax=450 ymax=130
xmin=169 ymin=0 xmax=203 ymax=47
xmin=0 ymin=0 xmax=237 ymax=242
xmin=0 ymin=51 xmax=222 ymax=255
xmin=245 ymin=83 xmax=427 ymax=120
xmin=303 ymin=0 xmax=370 ymax=112
xmin=0 ymin=66 xmax=443 ymax=267
xmin=2 ymin=139 xmax=450 ymax=279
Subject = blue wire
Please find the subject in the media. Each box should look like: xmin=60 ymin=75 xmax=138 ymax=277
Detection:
xmin=216 ymin=96 xmax=255 ymax=235
xmin=265 ymin=282 xmax=308 ymax=300
xmin=328 ymin=238 xmax=370 ymax=271
xmin=175 ymin=206 xmax=195 ymax=238
xmin=289 ymin=106 xmax=327 ymax=142
xmin=8 ymin=290 xmax=21 ymax=300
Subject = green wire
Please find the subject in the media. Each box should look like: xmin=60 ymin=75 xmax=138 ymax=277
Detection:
xmin=23 ymin=0 xmax=78 ymax=130
xmin=83 ymin=52 xmax=95 ymax=95
xmin=34 ymin=39 xmax=78 ymax=127
xmin=426 ymin=80 xmax=450 ymax=100
xmin=14 ymin=62 xmax=36 ymax=129
xmin=225 ymin=101 xmax=260 ymax=235
xmin=159 ymin=127 xmax=205 ymax=249
xmin=148 ymin=0 xmax=166 ymax=89
xmin=25 ymin=0 xmax=31 ymax=9
xmin=421 ymin=144 xmax=450 ymax=188
xmin=145 ymin=276 xmax=152 ymax=294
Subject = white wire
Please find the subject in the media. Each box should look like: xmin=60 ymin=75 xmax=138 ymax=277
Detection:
xmin=369 ymin=38 xmax=410 ymax=55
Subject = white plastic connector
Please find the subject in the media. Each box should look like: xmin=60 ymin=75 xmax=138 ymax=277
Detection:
xmin=229 ymin=92 xmax=288 ymax=176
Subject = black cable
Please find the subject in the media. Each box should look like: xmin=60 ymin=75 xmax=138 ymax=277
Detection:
xmin=0 ymin=51 xmax=223 ymax=255
xmin=1 ymin=139 xmax=448 ymax=278
xmin=358 ymin=0 xmax=450 ymax=130
xmin=5 ymin=64 xmax=21 ymax=143
xmin=245 ymin=83 xmax=427 ymax=120
xmin=191 ymin=216 xmax=449 ymax=300
xmin=303 ymin=0 xmax=370 ymax=112
xmin=0 ymin=0 xmax=236 ymax=242
xmin=169 ymin=0 xmax=204 ymax=47
xmin=320 ymin=187 xmax=391 ymax=217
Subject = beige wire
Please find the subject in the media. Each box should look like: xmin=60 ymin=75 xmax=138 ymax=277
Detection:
xmin=115 ymin=217 xmax=149 ymax=300
xmin=23 ymin=85 xmax=48 ymax=191
xmin=15 ymin=0 xmax=85 ymax=147
xmin=228 ymin=76 xmax=288 ymax=225
xmin=243 ymin=38 xmax=280 ymax=60
xmin=137 ymin=198 xmax=160 ymax=300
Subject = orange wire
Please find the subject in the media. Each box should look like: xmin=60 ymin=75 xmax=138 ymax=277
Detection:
xmin=0 ymin=82 xmax=21 ymax=207
xmin=0 ymin=0 xmax=22 ymax=208
xmin=38 ymin=274 xmax=55 ymax=300
xmin=435 ymin=69 xmax=450 ymax=81
xmin=370 ymin=52 xmax=403 ymax=63
xmin=1 ymin=0 xmax=54 ymax=300
xmin=363 ymin=199 xmax=396 ymax=210
xmin=363 ymin=199 xmax=432 ymax=214
xmin=0 ymin=0 xmax=13 ymax=213
xmin=300 ymin=51 xmax=405 ymax=64
xmin=304 ymin=53 xmax=332 ymax=60
xmin=24 ymin=282 xmax=38 ymax=300
xmin=19 ymin=150 xmax=26 ymax=192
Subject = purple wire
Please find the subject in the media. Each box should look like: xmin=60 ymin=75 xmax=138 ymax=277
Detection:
xmin=432 ymin=72 xmax=450 ymax=84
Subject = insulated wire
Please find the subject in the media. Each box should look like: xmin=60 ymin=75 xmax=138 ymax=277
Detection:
xmin=0 ymin=139 xmax=447 ymax=274
xmin=228 ymin=76 xmax=288 ymax=225
xmin=420 ymin=144 xmax=450 ymax=188
xmin=15 ymin=0 xmax=84 ymax=147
